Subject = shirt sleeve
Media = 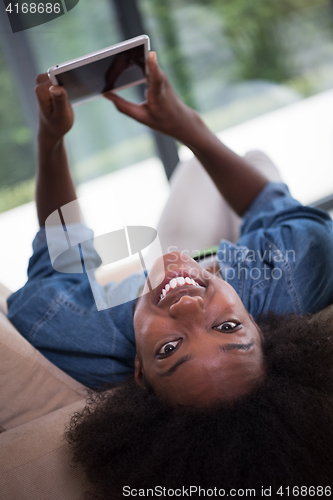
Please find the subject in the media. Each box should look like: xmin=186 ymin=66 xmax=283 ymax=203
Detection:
xmin=240 ymin=182 xmax=301 ymax=235
xmin=6 ymin=223 xmax=147 ymax=389
xmin=27 ymin=223 xmax=102 ymax=282
xmin=236 ymin=182 xmax=333 ymax=315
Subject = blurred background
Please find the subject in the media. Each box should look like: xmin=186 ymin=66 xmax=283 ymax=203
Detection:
xmin=1 ymin=0 xmax=333 ymax=290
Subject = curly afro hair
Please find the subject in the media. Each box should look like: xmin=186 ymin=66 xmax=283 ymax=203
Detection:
xmin=66 ymin=313 xmax=333 ymax=499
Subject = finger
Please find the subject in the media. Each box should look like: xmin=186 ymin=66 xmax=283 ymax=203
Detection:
xmin=49 ymin=85 xmax=71 ymax=117
xmin=35 ymin=78 xmax=53 ymax=105
xmin=36 ymin=73 xmax=50 ymax=85
xmin=104 ymin=92 xmax=151 ymax=125
xmin=147 ymin=52 xmax=169 ymax=104
xmin=148 ymin=52 xmax=164 ymax=83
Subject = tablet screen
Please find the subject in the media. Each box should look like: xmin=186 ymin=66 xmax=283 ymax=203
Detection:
xmin=55 ymin=44 xmax=146 ymax=104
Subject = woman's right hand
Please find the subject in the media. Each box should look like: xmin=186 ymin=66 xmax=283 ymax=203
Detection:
xmin=35 ymin=73 xmax=74 ymax=146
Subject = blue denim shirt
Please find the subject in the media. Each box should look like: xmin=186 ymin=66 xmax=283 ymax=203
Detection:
xmin=7 ymin=182 xmax=333 ymax=389
xmin=218 ymin=182 xmax=333 ymax=317
xmin=7 ymin=226 xmax=146 ymax=389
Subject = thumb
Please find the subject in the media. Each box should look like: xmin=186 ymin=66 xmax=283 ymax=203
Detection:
xmin=49 ymin=85 xmax=70 ymax=115
xmin=105 ymin=91 xmax=149 ymax=124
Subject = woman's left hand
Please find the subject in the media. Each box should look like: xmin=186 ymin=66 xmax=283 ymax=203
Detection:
xmin=104 ymin=51 xmax=199 ymax=145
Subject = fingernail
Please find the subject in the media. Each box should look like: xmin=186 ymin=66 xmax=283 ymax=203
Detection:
xmin=49 ymin=86 xmax=62 ymax=96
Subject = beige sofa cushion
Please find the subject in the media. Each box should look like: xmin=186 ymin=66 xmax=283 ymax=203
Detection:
xmin=0 ymin=311 xmax=90 ymax=499
xmin=0 ymin=311 xmax=87 ymax=430
xmin=0 ymin=282 xmax=11 ymax=315
xmin=0 ymin=400 xmax=88 ymax=500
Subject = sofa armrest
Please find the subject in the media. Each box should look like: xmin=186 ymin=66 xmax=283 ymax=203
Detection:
xmin=0 ymin=283 xmax=11 ymax=315
xmin=0 ymin=400 xmax=89 ymax=500
xmin=0 ymin=312 xmax=87 ymax=430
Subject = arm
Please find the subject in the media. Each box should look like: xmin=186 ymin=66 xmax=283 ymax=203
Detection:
xmin=35 ymin=74 xmax=80 ymax=226
xmin=105 ymin=52 xmax=269 ymax=216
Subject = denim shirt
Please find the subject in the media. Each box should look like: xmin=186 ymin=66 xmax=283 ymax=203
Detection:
xmin=7 ymin=225 xmax=146 ymax=389
xmin=218 ymin=182 xmax=333 ymax=317
xmin=7 ymin=182 xmax=333 ymax=389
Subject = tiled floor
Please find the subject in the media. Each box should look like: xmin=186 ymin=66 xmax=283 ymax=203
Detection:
xmin=1 ymin=89 xmax=333 ymax=292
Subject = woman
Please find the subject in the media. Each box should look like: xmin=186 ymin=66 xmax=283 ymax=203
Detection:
xmin=6 ymin=51 xmax=333 ymax=497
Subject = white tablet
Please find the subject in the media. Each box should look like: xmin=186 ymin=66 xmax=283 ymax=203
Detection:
xmin=48 ymin=35 xmax=150 ymax=106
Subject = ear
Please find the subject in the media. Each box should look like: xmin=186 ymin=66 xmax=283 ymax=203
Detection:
xmin=134 ymin=355 xmax=146 ymax=389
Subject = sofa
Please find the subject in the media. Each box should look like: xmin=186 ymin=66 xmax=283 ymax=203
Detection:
xmin=0 ymin=294 xmax=90 ymax=500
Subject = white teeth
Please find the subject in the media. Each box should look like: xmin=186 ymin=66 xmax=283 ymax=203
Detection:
xmin=158 ymin=276 xmax=204 ymax=303
xmin=170 ymin=278 xmax=177 ymax=289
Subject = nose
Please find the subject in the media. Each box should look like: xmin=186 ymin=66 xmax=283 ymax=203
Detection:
xmin=169 ymin=294 xmax=205 ymax=319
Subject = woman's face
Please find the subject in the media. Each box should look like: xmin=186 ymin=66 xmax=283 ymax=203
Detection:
xmin=133 ymin=252 xmax=265 ymax=406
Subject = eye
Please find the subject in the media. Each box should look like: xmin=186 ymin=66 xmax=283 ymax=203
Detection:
xmin=158 ymin=339 xmax=181 ymax=357
xmin=214 ymin=321 xmax=240 ymax=332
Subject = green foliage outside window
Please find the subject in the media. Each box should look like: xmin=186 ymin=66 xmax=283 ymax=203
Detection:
xmin=201 ymin=0 xmax=330 ymax=82
xmin=140 ymin=0 xmax=197 ymax=109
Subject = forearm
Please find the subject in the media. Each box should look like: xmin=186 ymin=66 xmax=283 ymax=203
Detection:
xmin=34 ymin=75 xmax=77 ymax=226
xmin=178 ymin=110 xmax=269 ymax=216
xmin=36 ymin=131 xmax=79 ymax=226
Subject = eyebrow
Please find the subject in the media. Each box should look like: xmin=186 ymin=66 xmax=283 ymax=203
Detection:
xmin=219 ymin=341 xmax=255 ymax=352
xmin=158 ymin=341 xmax=255 ymax=377
xmin=159 ymin=355 xmax=194 ymax=377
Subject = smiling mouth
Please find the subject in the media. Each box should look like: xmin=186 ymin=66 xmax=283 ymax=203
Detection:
xmin=158 ymin=276 xmax=205 ymax=304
